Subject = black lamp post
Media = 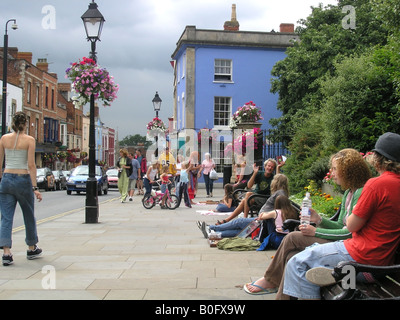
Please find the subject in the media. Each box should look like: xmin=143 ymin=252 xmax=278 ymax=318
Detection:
xmin=81 ymin=1 xmax=105 ymax=223
xmin=2 ymin=19 xmax=18 ymax=137
xmin=152 ymin=92 xmax=162 ymax=157
xmin=152 ymin=91 xmax=162 ymax=118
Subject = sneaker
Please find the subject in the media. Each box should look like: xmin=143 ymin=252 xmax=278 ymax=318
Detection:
xmin=201 ymin=221 xmax=210 ymax=239
xmin=210 ymin=193 xmax=213 ymax=197
xmin=129 ymin=197 xmax=133 ymax=201
xmin=305 ymin=267 xmax=337 ymax=287
xmin=27 ymin=245 xmax=42 ymax=260
xmin=2 ymin=254 xmax=13 ymax=266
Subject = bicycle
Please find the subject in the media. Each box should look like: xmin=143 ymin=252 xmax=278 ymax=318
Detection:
xmin=142 ymin=181 xmax=179 ymax=210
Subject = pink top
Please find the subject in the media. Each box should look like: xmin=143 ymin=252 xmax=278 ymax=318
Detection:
xmin=201 ymin=159 xmax=215 ymax=175
xmin=274 ymin=209 xmax=288 ymax=234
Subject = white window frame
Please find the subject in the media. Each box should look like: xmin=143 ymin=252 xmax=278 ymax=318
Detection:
xmin=214 ymin=59 xmax=233 ymax=82
xmin=213 ymin=96 xmax=231 ymax=128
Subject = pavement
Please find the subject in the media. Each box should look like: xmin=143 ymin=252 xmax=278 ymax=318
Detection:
xmin=0 ymin=185 xmax=277 ymax=301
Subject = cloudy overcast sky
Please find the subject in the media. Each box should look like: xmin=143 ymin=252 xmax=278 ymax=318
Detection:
xmin=2 ymin=0 xmax=337 ymax=139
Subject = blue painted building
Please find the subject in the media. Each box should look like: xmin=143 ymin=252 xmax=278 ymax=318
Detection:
xmin=170 ymin=14 xmax=298 ymax=175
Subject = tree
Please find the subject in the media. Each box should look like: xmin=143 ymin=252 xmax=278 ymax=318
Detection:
xmin=119 ymin=134 xmax=152 ymax=148
xmin=270 ymin=0 xmax=388 ymax=140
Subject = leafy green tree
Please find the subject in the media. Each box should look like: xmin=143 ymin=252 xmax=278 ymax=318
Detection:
xmin=119 ymin=134 xmax=152 ymax=148
xmin=270 ymin=0 xmax=388 ymax=139
xmin=320 ymin=50 xmax=399 ymax=152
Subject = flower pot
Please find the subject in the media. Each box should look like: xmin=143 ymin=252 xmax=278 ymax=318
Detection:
xmin=235 ymin=122 xmax=262 ymax=130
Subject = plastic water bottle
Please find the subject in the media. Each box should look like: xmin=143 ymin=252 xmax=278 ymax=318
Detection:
xmin=301 ymin=192 xmax=312 ymax=225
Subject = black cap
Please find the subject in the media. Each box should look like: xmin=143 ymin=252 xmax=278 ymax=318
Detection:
xmin=372 ymin=132 xmax=400 ymax=162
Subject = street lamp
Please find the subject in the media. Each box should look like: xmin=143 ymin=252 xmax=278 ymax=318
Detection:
xmin=81 ymin=1 xmax=105 ymax=223
xmin=152 ymin=91 xmax=162 ymax=118
xmin=2 ymin=19 xmax=18 ymax=137
xmin=152 ymin=92 xmax=162 ymax=157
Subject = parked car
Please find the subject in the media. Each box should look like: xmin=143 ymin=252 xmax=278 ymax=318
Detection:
xmin=66 ymin=165 xmax=108 ymax=195
xmin=36 ymin=167 xmax=56 ymax=191
xmin=106 ymin=168 xmax=119 ymax=188
xmin=62 ymin=170 xmax=71 ymax=178
xmin=52 ymin=170 xmax=67 ymax=190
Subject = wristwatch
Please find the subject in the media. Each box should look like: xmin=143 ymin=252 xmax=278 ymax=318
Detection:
xmin=32 ymin=186 xmax=39 ymax=191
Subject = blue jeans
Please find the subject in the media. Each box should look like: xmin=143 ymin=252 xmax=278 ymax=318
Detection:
xmin=283 ymin=241 xmax=354 ymax=299
xmin=209 ymin=218 xmax=254 ymax=237
xmin=203 ymin=174 xmax=213 ymax=195
xmin=0 ymin=173 xmax=39 ymax=248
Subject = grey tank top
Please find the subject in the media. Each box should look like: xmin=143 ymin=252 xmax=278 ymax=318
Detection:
xmin=5 ymin=132 xmax=28 ymax=170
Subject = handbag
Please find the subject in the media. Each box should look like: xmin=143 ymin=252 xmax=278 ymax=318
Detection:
xmin=209 ymin=169 xmax=218 ymax=180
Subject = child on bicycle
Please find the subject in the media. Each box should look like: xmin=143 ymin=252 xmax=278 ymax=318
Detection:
xmin=160 ymin=165 xmax=170 ymax=209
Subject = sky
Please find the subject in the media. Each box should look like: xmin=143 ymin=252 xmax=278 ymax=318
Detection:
xmin=1 ymin=0 xmax=338 ymax=140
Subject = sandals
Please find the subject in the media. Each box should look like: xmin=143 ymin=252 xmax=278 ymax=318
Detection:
xmin=216 ymin=219 xmax=227 ymax=225
xmin=243 ymin=281 xmax=278 ymax=295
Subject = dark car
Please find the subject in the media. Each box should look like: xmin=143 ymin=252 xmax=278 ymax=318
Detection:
xmin=106 ymin=168 xmax=119 ymax=188
xmin=52 ymin=170 xmax=67 ymax=190
xmin=36 ymin=167 xmax=56 ymax=191
xmin=66 ymin=165 xmax=108 ymax=195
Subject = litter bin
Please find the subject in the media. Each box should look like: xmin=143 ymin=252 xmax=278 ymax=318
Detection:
xmin=223 ymin=165 xmax=232 ymax=186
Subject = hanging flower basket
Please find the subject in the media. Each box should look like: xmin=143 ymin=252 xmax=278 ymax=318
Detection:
xmin=65 ymin=57 xmax=119 ymax=107
xmin=229 ymin=101 xmax=263 ymax=128
xmin=147 ymin=117 xmax=167 ymax=137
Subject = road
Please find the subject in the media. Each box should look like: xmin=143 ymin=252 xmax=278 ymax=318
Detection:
xmin=13 ymin=187 xmax=120 ymax=230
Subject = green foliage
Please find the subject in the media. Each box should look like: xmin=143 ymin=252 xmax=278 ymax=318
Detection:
xmin=119 ymin=134 xmax=151 ymax=148
xmin=270 ymin=0 xmax=400 ymax=191
xmin=291 ymin=183 xmax=342 ymax=219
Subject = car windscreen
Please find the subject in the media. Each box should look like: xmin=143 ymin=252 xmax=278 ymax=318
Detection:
xmin=71 ymin=166 xmax=101 ymax=176
xmin=106 ymin=169 xmax=118 ymax=177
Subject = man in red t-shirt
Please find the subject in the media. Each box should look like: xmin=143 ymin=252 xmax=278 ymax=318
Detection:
xmin=280 ymin=132 xmax=400 ymax=300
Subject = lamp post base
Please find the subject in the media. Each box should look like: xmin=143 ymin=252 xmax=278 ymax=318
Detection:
xmin=85 ymin=178 xmax=99 ymax=223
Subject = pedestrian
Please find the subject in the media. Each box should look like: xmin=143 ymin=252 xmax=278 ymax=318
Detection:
xmin=135 ymin=149 xmax=146 ymax=195
xmin=283 ymin=134 xmax=400 ymax=299
xmin=177 ymin=161 xmax=191 ymax=208
xmin=128 ymin=152 xmax=140 ymax=201
xmin=199 ymin=152 xmax=216 ymax=197
xmin=187 ymin=151 xmax=201 ymax=204
xmin=117 ymin=148 xmax=133 ymax=203
xmin=0 ymin=112 xmax=43 ymax=266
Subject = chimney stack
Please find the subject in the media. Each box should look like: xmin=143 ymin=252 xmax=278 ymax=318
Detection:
xmin=17 ymin=52 xmax=33 ymax=64
xmin=36 ymin=58 xmax=49 ymax=72
xmin=224 ymin=4 xmax=240 ymax=31
xmin=279 ymin=23 xmax=295 ymax=33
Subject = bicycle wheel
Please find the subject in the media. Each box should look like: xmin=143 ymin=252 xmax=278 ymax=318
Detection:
xmin=142 ymin=194 xmax=156 ymax=209
xmin=166 ymin=194 xmax=179 ymax=209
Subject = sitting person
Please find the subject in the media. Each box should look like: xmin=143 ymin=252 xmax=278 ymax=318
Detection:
xmin=199 ymin=194 xmax=297 ymax=244
xmin=214 ymin=184 xmax=236 ymax=213
xmin=244 ymin=148 xmax=372 ymax=296
xmin=198 ymin=174 xmax=294 ymax=240
xmin=231 ymin=154 xmax=253 ymax=191
xmin=281 ymin=133 xmax=400 ymax=300
xmin=217 ymin=158 xmax=280 ymax=225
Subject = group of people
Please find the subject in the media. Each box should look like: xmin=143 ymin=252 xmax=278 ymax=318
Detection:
xmin=195 ymin=133 xmax=400 ymax=300
xmin=1 ymin=111 xmax=399 ymax=303
xmin=116 ymin=147 xmax=219 ymax=207
xmin=240 ymin=134 xmax=400 ymax=300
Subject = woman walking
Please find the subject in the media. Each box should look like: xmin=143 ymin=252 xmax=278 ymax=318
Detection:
xmin=117 ymin=148 xmax=133 ymax=203
xmin=0 ymin=112 xmax=43 ymax=266
xmin=199 ymin=152 xmax=216 ymax=197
